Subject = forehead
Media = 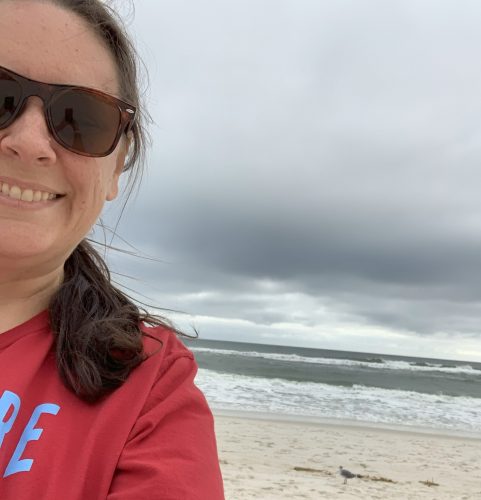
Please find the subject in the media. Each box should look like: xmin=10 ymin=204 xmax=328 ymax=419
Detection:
xmin=0 ymin=0 xmax=119 ymax=95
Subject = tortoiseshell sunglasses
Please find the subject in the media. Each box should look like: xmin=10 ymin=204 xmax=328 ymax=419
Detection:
xmin=0 ymin=65 xmax=136 ymax=157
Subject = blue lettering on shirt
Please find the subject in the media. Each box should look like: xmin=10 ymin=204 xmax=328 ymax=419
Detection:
xmin=0 ymin=390 xmax=61 ymax=478
xmin=0 ymin=391 xmax=21 ymax=448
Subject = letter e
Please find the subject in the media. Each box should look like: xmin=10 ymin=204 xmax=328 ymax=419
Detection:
xmin=4 ymin=403 xmax=60 ymax=477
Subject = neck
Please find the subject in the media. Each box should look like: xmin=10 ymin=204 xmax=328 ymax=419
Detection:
xmin=0 ymin=265 xmax=64 ymax=334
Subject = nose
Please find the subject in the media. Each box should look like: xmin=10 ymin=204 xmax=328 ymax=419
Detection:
xmin=0 ymin=97 xmax=57 ymax=165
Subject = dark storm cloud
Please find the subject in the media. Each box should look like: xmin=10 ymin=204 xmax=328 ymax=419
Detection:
xmin=102 ymin=0 xmax=481 ymax=345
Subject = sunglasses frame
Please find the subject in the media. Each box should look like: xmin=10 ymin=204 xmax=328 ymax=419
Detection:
xmin=0 ymin=65 xmax=137 ymax=157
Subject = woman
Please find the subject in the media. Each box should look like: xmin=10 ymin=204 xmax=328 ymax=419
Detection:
xmin=0 ymin=0 xmax=224 ymax=498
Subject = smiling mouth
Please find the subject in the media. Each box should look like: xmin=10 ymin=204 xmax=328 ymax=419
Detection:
xmin=0 ymin=181 xmax=65 ymax=203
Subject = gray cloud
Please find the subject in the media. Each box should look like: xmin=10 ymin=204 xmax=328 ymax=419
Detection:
xmin=102 ymin=0 xmax=481 ymax=354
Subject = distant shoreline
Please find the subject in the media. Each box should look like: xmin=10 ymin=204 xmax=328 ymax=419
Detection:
xmin=212 ymin=408 xmax=481 ymax=441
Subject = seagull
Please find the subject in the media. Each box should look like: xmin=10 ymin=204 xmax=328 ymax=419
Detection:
xmin=339 ymin=466 xmax=361 ymax=484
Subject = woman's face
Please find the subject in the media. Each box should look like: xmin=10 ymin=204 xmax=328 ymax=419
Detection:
xmin=0 ymin=0 xmax=127 ymax=272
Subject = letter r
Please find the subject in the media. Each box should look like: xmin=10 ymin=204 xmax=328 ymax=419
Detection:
xmin=0 ymin=390 xmax=21 ymax=448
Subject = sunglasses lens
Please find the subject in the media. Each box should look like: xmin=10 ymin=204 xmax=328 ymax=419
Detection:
xmin=50 ymin=89 xmax=122 ymax=156
xmin=0 ymin=70 xmax=22 ymax=127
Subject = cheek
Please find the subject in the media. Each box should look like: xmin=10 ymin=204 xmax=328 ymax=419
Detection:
xmin=62 ymin=148 xmax=121 ymax=209
xmin=66 ymin=161 xmax=114 ymax=225
xmin=71 ymin=157 xmax=116 ymax=197
xmin=74 ymin=170 xmax=103 ymax=205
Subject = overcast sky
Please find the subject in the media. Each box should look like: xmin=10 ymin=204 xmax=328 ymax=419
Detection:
xmin=102 ymin=0 xmax=481 ymax=361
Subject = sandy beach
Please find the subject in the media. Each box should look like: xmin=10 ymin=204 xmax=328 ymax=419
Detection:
xmin=214 ymin=411 xmax=481 ymax=499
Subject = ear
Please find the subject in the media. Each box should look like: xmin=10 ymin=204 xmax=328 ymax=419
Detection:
xmin=106 ymin=135 xmax=131 ymax=201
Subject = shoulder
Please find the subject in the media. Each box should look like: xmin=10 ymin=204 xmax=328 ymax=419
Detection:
xmin=107 ymin=325 xmax=224 ymax=498
xmin=140 ymin=322 xmax=194 ymax=362
xmin=109 ymin=322 xmax=203 ymax=423
xmin=137 ymin=322 xmax=198 ymax=387
xmin=129 ymin=324 xmax=213 ymax=440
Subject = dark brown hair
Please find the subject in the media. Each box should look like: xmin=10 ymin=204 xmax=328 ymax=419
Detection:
xmin=28 ymin=0 xmax=184 ymax=403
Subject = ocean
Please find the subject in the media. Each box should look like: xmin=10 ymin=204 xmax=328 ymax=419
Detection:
xmin=183 ymin=338 xmax=481 ymax=435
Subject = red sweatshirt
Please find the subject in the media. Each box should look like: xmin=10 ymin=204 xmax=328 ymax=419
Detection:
xmin=0 ymin=311 xmax=225 ymax=499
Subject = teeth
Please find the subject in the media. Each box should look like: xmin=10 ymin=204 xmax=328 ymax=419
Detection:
xmin=10 ymin=186 xmax=21 ymax=200
xmin=0 ymin=182 xmax=58 ymax=203
xmin=21 ymin=189 xmax=34 ymax=202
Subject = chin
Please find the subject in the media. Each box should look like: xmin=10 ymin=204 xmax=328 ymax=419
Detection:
xmin=0 ymin=226 xmax=59 ymax=261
